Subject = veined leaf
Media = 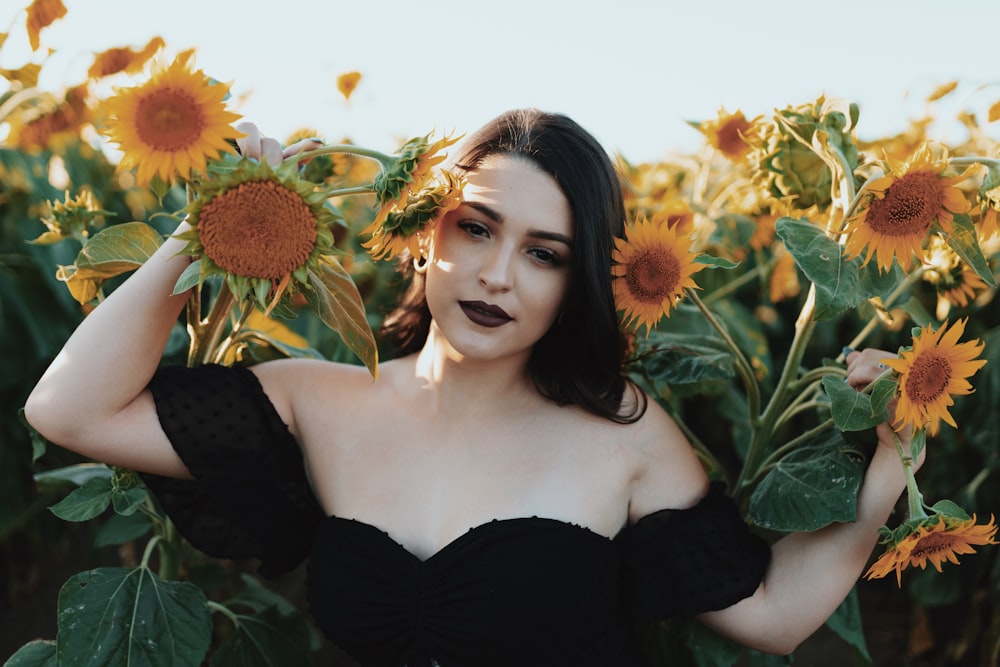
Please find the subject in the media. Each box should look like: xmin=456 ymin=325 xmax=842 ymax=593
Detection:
xmin=945 ymin=214 xmax=996 ymax=287
xmin=823 ymin=375 xmax=888 ymax=431
xmin=748 ymin=427 xmax=865 ymax=531
xmin=209 ymin=605 xmax=311 ymax=667
xmin=48 ymin=476 xmax=113 ymax=522
xmin=305 ymin=257 xmax=378 ymax=378
xmin=775 ymin=217 xmax=864 ymax=321
xmin=4 ymin=640 xmax=58 ymax=666
xmin=57 ymin=566 xmax=211 ymax=667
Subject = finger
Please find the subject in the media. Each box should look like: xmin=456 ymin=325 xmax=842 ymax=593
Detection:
xmin=235 ymin=122 xmax=262 ymax=159
xmin=283 ymin=137 xmax=324 ymax=159
xmin=260 ymin=137 xmax=283 ymax=166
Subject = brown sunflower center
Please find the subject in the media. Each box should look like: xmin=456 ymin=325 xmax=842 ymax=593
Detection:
xmin=134 ymin=87 xmax=206 ymax=151
xmin=715 ymin=119 xmax=751 ymax=158
xmin=198 ymin=180 xmax=318 ymax=280
xmin=866 ymin=171 xmax=945 ymax=237
xmin=903 ymin=350 xmax=952 ymax=404
xmin=909 ymin=532 xmax=960 ymax=560
xmin=625 ymin=248 xmax=681 ymax=303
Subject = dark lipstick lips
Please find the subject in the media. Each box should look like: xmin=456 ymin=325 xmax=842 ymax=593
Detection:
xmin=459 ymin=300 xmax=512 ymax=328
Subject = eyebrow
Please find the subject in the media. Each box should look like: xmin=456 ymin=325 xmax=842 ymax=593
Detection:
xmin=464 ymin=201 xmax=574 ymax=248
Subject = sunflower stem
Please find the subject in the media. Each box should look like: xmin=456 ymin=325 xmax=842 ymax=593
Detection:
xmin=684 ymin=287 xmax=760 ymax=419
xmin=747 ymin=418 xmax=835 ymax=490
xmin=189 ymin=283 xmax=236 ymax=367
xmin=702 ymin=262 xmax=767 ymax=305
xmin=946 ymin=157 xmax=1000 ymax=168
xmin=738 ymin=283 xmax=817 ymax=495
xmin=322 ymin=185 xmax=376 ymax=198
xmin=211 ymin=300 xmax=255 ymax=365
xmin=284 ymin=144 xmax=397 ymax=169
xmin=895 ymin=430 xmax=929 ymax=520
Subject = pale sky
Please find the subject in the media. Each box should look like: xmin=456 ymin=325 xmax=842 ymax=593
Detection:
xmin=4 ymin=0 xmax=999 ymax=162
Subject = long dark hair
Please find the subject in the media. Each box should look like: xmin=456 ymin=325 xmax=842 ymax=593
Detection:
xmin=381 ymin=109 xmax=645 ymax=424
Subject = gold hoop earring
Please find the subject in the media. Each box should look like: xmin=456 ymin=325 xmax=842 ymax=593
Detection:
xmin=413 ymin=254 xmax=429 ymax=274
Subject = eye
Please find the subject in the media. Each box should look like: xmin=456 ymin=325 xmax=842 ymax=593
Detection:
xmin=528 ymin=246 xmax=565 ymax=267
xmin=457 ymin=220 xmax=490 ymax=238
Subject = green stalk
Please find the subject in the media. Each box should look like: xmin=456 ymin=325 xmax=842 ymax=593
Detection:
xmin=187 ymin=282 xmax=236 ymax=367
xmin=736 ymin=283 xmax=817 ymax=494
xmin=894 ymin=430 xmax=929 ymax=520
xmin=684 ymin=287 xmax=760 ymax=420
xmin=747 ymin=418 xmax=835 ymax=489
xmin=211 ymin=300 xmax=255 ymax=365
xmin=283 ymin=144 xmax=396 ymax=168
xmin=702 ymin=263 xmax=767 ymax=305
xmin=207 ymin=601 xmax=241 ymax=627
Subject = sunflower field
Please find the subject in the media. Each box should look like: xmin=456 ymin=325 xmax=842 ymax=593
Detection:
xmin=2 ymin=1 xmax=999 ymax=666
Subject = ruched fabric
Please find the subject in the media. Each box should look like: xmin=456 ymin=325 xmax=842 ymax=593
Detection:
xmin=140 ymin=364 xmax=771 ymax=666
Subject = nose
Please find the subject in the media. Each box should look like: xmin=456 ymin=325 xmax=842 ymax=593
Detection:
xmin=479 ymin=243 xmax=514 ymax=292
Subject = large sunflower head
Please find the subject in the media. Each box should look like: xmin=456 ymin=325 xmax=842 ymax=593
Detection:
xmin=866 ymin=514 xmax=998 ymax=586
xmin=175 ymin=158 xmax=341 ymax=313
xmin=611 ymin=216 xmax=706 ymax=333
xmin=843 ymin=143 xmax=974 ymax=273
xmin=101 ymin=49 xmax=242 ymax=186
xmin=362 ymin=171 xmax=464 ymax=261
xmin=881 ymin=318 xmax=987 ymax=436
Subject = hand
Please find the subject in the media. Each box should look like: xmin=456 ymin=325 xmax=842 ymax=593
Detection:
xmin=844 ymin=348 xmax=923 ymax=470
xmin=234 ymin=122 xmax=323 ymax=166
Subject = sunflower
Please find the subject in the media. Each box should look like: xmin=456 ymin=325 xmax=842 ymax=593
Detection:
xmin=866 ymin=514 xmax=998 ymax=586
xmin=362 ymin=171 xmax=464 ymax=260
xmin=694 ymin=107 xmax=757 ymax=162
xmin=923 ymin=237 xmax=989 ymax=313
xmin=881 ymin=318 xmax=987 ymax=436
xmin=87 ymin=36 xmax=165 ymax=79
xmin=843 ymin=143 xmax=974 ymax=273
xmin=612 ymin=217 xmax=706 ymax=332
xmin=101 ymin=49 xmax=242 ymax=186
xmin=175 ymin=158 xmax=341 ymax=312
xmin=7 ymin=83 xmax=91 ymax=151
xmin=336 ymin=71 xmax=362 ymax=101
xmin=372 ymin=133 xmax=460 ymax=214
xmin=26 ymin=0 xmax=66 ymax=51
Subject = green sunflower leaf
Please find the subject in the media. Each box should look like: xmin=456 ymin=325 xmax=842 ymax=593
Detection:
xmin=48 ymin=475 xmax=113 ymax=522
xmin=56 ymin=566 xmax=211 ymax=667
xmin=944 ymin=214 xmax=996 ymax=287
xmin=74 ymin=221 xmax=164 ymax=276
xmin=208 ymin=605 xmax=312 ymax=667
xmin=822 ymin=375 xmax=888 ymax=431
xmin=775 ymin=217 xmax=863 ymax=320
xmin=4 ymin=640 xmax=58 ymax=666
xmin=747 ymin=426 xmax=865 ymax=532
xmin=172 ymin=259 xmax=203 ymax=295
xmin=694 ymin=254 xmax=740 ymax=270
xmin=305 ymin=257 xmax=378 ymax=377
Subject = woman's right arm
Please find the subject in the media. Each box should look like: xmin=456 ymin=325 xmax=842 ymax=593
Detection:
xmin=24 ymin=223 xmax=195 ymax=477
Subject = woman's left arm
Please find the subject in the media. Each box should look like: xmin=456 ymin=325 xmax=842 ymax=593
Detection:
xmin=698 ymin=348 xmax=921 ymax=655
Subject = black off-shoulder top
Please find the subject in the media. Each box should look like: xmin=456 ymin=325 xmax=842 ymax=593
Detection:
xmin=140 ymin=364 xmax=770 ymax=667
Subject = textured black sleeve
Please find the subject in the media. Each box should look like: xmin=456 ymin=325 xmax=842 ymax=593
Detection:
xmin=616 ymin=481 xmax=771 ymax=619
xmin=139 ymin=364 xmax=324 ymax=578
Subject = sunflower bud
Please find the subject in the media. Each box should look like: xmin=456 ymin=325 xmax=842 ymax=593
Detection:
xmin=750 ymin=96 xmax=860 ymax=211
xmin=31 ymin=188 xmax=112 ymax=244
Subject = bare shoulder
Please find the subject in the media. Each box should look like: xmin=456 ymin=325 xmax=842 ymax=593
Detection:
xmin=247 ymin=358 xmax=378 ymax=437
xmin=618 ymin=385 xmax=709 ymax=521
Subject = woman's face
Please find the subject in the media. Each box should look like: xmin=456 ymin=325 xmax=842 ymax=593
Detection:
xmin=424 ymin=154 xmax=574 ymax=364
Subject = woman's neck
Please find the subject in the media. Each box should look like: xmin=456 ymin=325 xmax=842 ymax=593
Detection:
xmin=410 ymin=323 xmax=537 ymax=415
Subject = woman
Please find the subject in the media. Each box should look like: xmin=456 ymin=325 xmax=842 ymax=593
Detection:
xmin=24 ymin=109 xmax=916 ymax=666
